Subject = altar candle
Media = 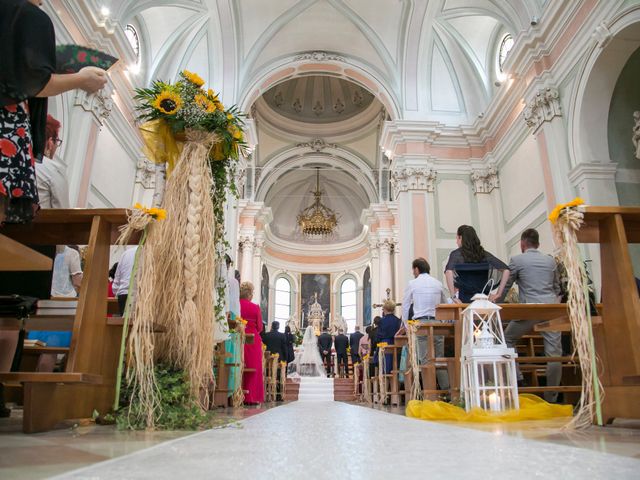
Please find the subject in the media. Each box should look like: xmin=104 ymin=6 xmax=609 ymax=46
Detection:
xmin=488 ymin=392 xmax=500 ymax=412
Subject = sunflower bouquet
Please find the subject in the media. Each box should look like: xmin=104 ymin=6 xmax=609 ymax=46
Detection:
xmin=134 ymin=69 xmax=246 ymax=162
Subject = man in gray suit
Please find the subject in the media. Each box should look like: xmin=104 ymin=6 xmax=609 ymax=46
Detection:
xmin=503 ymin=228 xmax=562 ymax=402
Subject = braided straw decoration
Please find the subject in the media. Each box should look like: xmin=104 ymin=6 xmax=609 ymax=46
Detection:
xmin=377 ymin=345 xmax=388 ymax=404
xmin=116 ymin=208 xmax=154 ymax=246
xmin=231 ymin=323 xmax=246 ymax=408
xmin=362 ymin=356 xmax=372 ymax=404
xmin=406 ymin=322 xmax=423 ymax=401
xmin=554 ymin=207 xmax=603 ymax=429
xmin=269 ymin=355 xmax=279 ymax=401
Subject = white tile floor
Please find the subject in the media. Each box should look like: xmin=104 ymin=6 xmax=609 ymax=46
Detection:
xmin=54 ymin=401 xmax=640 ymax=480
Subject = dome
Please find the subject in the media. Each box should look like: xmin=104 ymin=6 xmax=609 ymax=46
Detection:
xmin=263 ymin=76 xmax=375 ymax=124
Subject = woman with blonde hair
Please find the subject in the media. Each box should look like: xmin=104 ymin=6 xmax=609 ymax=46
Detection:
xmin=239 ymin=281 xmax=264 ymax=404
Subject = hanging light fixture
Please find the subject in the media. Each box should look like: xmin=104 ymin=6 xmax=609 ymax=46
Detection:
xmin=297 ymin=168 xmax=339 ymax=237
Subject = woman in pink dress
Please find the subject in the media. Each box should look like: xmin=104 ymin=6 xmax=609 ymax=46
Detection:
xmin=240 ymin=281 xmax=264 ymax=404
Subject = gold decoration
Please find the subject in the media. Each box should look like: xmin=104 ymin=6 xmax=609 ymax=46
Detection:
xmin=297 ymin=168 xmax=339 ymax=237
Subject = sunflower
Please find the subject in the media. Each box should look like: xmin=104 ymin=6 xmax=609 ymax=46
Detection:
xmin=228 ymin=124 xmax=243 ymax=141
xmin=152 ymin=90 xmax=182 ymax=115
xmin=548 ymin=197 xmax=585 ymax=224
xmin=182 ymin=69 xmax=205 ymax=87
xmin=195 ymin=94 xmax=216 ymax=113
xmin=226 ymin=113 xmax=234 ymax=121
xmin=214 ymin=100 xmax=225 ymax=112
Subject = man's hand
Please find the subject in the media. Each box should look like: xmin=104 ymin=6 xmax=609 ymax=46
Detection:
xmin=488 ymin=292 xmax=500 ymax=303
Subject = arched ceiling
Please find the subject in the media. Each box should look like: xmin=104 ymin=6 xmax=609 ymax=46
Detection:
xmin=102 ymin=0 xmax=546 ymax=124
xmin=261 ymin=165 xmax=371 ymax=243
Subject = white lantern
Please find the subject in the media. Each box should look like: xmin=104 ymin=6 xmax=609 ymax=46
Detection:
xmin=461 ymin=294 xmax=519 ymax=412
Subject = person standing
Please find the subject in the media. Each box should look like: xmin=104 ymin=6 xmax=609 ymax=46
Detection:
xmin=401 ymin=257 xmax=449 ymax=390
xmin=0 ymin=0 xmax=106 ymax=224
xmin=503 ymin=228 xmax=563 ymax=402
xmin=317 ymin=327 xmax=333 ymax=377
xmin=35 ymin=114 xmax=68 ymax=208
xmin=50 ymin=245 xmax=82 ymax=298
xmin=112 ymin=246 xmax=138 ymax=316
xmin=349 ymin=326 xmax=364 ymax=365
xmin=334 ymin=329 xmax=349 ymax=378
xmin=284 ymin=325 xmax=295 ymax=364
xmin=376 ymin=300 xmax=401 ymax=374
xmin=240 ymin=282 xmax=264 ymax=404
xmin=444 ymin=225 xmax=510 ymax=303
xmin=262 ymin=321 xmax=287 ymax=362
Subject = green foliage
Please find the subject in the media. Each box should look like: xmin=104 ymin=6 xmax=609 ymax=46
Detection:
xmin=117 ymin=365 xmax=218 ymax=430
xmin=294 ymin=330 xmax=304 ymax=346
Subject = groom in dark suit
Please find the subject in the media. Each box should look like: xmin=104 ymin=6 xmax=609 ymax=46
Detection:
xmin=262 ymin=321 xmax=287 ymax=362
xmin=318 ymin=326 xmax=333 ymax=377
xmin=334 ymin=329 xmax=349 ymax=378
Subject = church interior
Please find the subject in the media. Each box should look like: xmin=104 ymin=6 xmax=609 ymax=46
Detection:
xmin=1 ymin=0 xmax=640 ymax=478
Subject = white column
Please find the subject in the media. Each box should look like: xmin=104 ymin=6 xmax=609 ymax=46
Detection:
xmin=471 ymin=164 xmax=505 ymax=260
xmin=523 ymin=86 xmax=575 ymax=203
xmin=239 ymin=237 xmax=254 ymax=285
xmin=65 ymin=87 xmax=113 ymax=206
xmin=252 ymin=235 xmax=264 ymax=307
xmin=378 ymin=239 xmax=393 ymax=301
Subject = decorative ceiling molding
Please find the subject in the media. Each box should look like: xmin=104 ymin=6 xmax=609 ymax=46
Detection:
xmin=522 ymin=87 xmax=562 ymax=133
xmin=470 ymin=164 xmax=500 ymax=194
xmin=296 ymin=139 xmax=338 ymax=152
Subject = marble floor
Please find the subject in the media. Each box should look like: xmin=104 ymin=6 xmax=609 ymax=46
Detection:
xmin=1 ymin=401 xmax=640 ymax=479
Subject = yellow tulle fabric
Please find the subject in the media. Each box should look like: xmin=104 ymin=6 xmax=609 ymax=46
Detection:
xmin=406 ymin=394 xmax=573 ymax=423
xmin=139 ymin=119 xmax=184 ymax=176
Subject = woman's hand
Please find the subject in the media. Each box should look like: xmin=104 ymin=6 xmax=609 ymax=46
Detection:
xmin=77 ymin=66 xmax=108 ymax=93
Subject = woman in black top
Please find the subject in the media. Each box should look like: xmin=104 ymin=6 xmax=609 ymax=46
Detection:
xmin=284 ymin=325 xmax=295 ymax=364
xmin=0 ymin=0 xmax=106 ymax=224
xmin=445 ymin=225 xmax=510 ymax=303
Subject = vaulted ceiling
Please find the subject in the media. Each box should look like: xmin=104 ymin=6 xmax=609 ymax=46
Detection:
xmin=103 ymin=0 xmax=545 ymax=124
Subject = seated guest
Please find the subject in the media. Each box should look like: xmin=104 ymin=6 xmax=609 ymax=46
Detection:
xmin=503 ymin=228 xmax=562 ymax=402
xmin=112 ymin=246 xmax=138 ymax=316
xmin=402 ymin=257 xmax=449 ymax=389
xmin=359 ymin=326 xmax=371 ymax=358
xmin=28 ymin=244 xmax=82 ymax=371
xmin=334 ymin=329 xmax=349 ymax=377
xmin=263 ymin=321 xmax=287 ymax=362
xmin=35 ymin=114 xmax=69 ymax=208
xmin=445 ymin=225 xmax=510 ymax=303
xmin=376 ymin=300 xmax=401 ymax=373
xmin=240 ymin=281 xmax=264 ymax=405
xmin=317 ymin=326 xmax=333 ymax=377
xmin=349 ymin=326 xmax=364 ymax=365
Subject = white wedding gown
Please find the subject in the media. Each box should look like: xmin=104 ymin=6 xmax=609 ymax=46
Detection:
xmin=291 ymin=326 xmax=326 ymax=377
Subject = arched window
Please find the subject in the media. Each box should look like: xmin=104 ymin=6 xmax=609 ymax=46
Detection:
xmin=498 ymin=33 xmax=514 ymax=73
xmin=125 ymin=24 xmax=141 ymax=64
xmin=340 ymin=278 xmax=357 ymax=333
xmin=274 ymin=277 xmax=291 ymax=332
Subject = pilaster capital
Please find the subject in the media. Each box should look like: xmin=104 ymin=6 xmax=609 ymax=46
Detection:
xmin=135 ymin=158 xmax=156 ymax=189
xmin=239 ymin=236 xmax=255 ymax=251
xmin=470 ymin=164 xmax=500 ymax=194
xmin=522 ymin=87 xmax=561 ymax=133
xmin=74 ymin=82 xmax=114 ymax=124
xmin=390 ymin=166 xmax=437 ymax=197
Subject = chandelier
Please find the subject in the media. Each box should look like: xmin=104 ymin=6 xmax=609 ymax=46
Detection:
xmin=297 ymin=168 xmax=338 ymax=237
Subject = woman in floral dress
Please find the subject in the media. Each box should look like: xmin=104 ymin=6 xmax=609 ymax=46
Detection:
xmin=0 ymin=0 xmax=106 ymax=224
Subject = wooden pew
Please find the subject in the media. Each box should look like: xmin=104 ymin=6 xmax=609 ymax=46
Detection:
xmin=0 ymin=209 xmax=137 ymax=433
xmin=577 ymin=206 xmax=640 ymax=422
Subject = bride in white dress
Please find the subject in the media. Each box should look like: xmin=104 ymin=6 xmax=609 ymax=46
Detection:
xmin=291 ymin=326 xmax=326 ymax=377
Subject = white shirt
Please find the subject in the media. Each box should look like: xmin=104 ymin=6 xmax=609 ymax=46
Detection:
xmin=401 ymin=273 xmax=447 ymax=322
xmin=36 ymin=158 xmax=70 ymax=209
xmin=112 ymin=246 xmax=138 ymax=297
xmin=51 ymin=246 xmax=82 ymax=298
xmin=226 ymin=268 xmax=240 ymax=318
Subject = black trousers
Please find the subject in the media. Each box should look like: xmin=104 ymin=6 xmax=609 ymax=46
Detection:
xmin=336 ymin=353 xmax=348 ymax=375
xmin=350 ymin=353 xmax=361 ymax=365
xmin=321 ymin=352 xmax=332 ymax=374
xmin=117 ymin=294 xmax=128 ymax=316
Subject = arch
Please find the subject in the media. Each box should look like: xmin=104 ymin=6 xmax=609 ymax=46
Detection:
xmin=273 ymin=274 xmax=294 ymax=332
xmin=238 ymin=55 xmax=401 ymax=121
xmin=335 ymin=274 xmax=359 ymax=333
xmin=255 ymin=146 xmax=378 ymax=204
xmin=569 ymin=5 xmax=640 ymax=167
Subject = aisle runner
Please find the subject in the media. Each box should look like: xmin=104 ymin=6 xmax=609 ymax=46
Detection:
xmin=55 ymin=403 xmax=640 ymax=479
xmin=297 ymin=377 xmax=333 ymax=401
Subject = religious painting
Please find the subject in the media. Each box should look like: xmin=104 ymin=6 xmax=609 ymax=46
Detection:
xmin=260 ymin=264 xmax=269 ymax=328
xmin=363 ymin=266 xmax=372 ymax=326
xmin=301 ymin=273 xmax=331 ymax=330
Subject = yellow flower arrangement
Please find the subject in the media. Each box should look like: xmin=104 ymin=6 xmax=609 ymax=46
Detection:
xmin=270 ymin=353 xmax=279 ymax=359
xmin=238 ymin=317 xmax=248 ymax=325
xmin=182 ymin=69 xmax=205 ymax=87
xmin=133 ymin=203 xmax=167 ymax=221
xmin=152 ymin=90 xmax=182 ymax=115
xmin=226 ymin=113 xmax=234 ymax=121
xmin=279 ymin=361 xmax=287 ymax=367
xmin=194 ymin=94 xmax=216 ymax=113
xmin=407 ymin=320 xmax=419 ymax=326
xmin=228 ymin=124 xmax=243 ymax=141
xmin=262 ymin=344 xmax=267 ymax=351
xmin=377 ymin=342 xmax=389 ymax=348
xmin=548 ymin=197 xmax=585 ymax=224
xmin=363 ymin=354 xmax=370 ymax=361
